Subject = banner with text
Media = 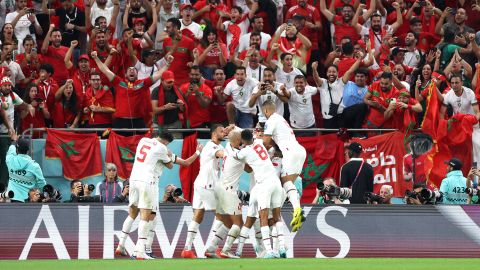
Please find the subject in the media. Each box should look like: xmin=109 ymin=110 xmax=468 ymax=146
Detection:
xmin=1 ymin=204 xmax=480 ymax=260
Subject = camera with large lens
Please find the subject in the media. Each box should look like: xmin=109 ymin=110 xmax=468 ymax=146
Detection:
xmin=405 ymin=189 xmax=419 ymax=200
xmin=167 ymin=187 xmax=183 ymax=203
xmin=0 ymin=183 xmax=14 ymax=199
xmin=237 ymin=190 xmax=250 ymax=204
xmin=42 ymin=184 xmax=62 ymax=202
xmin=317 ymin=181 xmax=351 ymax=200
xmin=420 ymin=188 xmax=443 ymax=204
xmin=364 ymin=192 xmax=384 ymax=204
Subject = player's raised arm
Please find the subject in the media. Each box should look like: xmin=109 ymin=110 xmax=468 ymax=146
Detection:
xmin=174 ymin=144 xmax=203 ymax=166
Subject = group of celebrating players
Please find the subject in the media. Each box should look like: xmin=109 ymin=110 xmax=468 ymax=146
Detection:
xmin=113 ymin=100 xmax=307 ymax=260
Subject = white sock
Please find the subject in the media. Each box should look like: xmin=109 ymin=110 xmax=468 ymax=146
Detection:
xmin=185 ymin=221 xmax=200 ymax=250
xmin=261 ymin=226 xmax=272 ymax=252
xmin=208 ymin=224 xmax=229 ymax=250
xmin=275 ymin=221 xmax=285 ymax=249
xmin=135 ymin=220 xmax=148 ymax=255
xmin=222 ymin=224 xmax=241 ymax=253
xmin=271 ymin=226 xmax=278 ymax=252
xmin=253 ymin=219 xmax=263 ymax=248
xmin=119 ymin=216 xmax=134 ymax=247
xmin=236 ymin=226 xmax=250 ymax=255
xmin=284 ymin=181 xmax=300 ymax=209
xmin=145 ymin=217 xmax=157 ymax=253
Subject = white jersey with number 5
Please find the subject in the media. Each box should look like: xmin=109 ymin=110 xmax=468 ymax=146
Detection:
xmin=129 ymin=138 xmax=171 ymax=184
xmin=195 ymin=140 xmax=224 ymax=189
xmin=264 ymin=113 xmax=298 ymax=152
xmin=236 ymin=139 xmax=277 ymax=184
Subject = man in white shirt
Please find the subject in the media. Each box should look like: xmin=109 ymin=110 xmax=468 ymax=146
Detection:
xmin=272 ymin=52 xmax=303 ymax=90
xmin=235 ymin=129 xmax=284 ymax=259
xmin=238 ymin=16 xmax=271 ymax=51
xmin=154 ymin=0 xmax=179 ymax=49
xmin=182 ymin=124 xmax=227 ymax=259
xmin=262 ymin=100 xmax=306 ymax=232
xmin=248 ymin=67 xmax=285 ymax=125
xmin=222 ymin=66 xmax=258 ymax=128
xmin=278 ymin=74 xmax=317 ymax=130
xmin=5 ymin=0 xmax=42 ymax=52
xmin=440 ymin=74 xmax=480 ymax=164
xmin=244 ymin=48 xmax=266 ymax=82
xmin=217 ymin=4 xmax=257 ymax=55
xmin=88 ymin=0 xmax=115 ymax=25
xmin=180 ymin=4 xmax=203 ymax=40
xmin=403 ymin=31 xmax=422 ymax=71
xmin=0 ymin=43 xmax=26 ymax=86
xmin=116 ymin=131 xmax=174 ymax=260
xmin=129 ymin=48 xmax=173 ymax=92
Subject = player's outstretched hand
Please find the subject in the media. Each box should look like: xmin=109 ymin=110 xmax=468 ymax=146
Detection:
xmin=196 ymin=144 xmax=203 ymax=153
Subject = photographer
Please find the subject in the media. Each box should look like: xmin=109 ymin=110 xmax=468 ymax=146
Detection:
xmin=439 ymin=158 xmax=468 ymax=205
xmin=312 ymin=177 xmax=350 ymax=204
xmin=340 ymin=142 xmax=374 ymax=204
xmin=6 ymin=134 xmax=46 ymax=202
xmin=69 ymin=180 xmax=100 ymax=202
xmin=113 ymin=180 xmax=129 ymax=203
xmin=26 ymin=188 xmax=41 ymax=202
xmin=405 ymin=183 xmax=426 ymax=205
xmin=466 ymin=168 xmax=480 ymax=204
xmin=365 ymin=185 xmax=393 ymax=205
xmin=162 ymin=184 xmax=188 ymax=203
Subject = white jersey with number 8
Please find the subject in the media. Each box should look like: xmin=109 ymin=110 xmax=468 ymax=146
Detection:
xmin=264 ymin=113 xmax=298 ymax=152
xmin=236 ymin=139 xmax=277 ymax=184
xmin=129 ymin=138 xmax=171 ymax=184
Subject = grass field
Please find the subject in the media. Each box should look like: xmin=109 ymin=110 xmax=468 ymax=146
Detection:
xmin=1 ymin=258 xmax=480 ymax=270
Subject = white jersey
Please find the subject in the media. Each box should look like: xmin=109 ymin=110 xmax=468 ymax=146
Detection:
xmin=195 ymin=140 xmax=224 ymax=189
xmin=288 ymin=86 xmax=317 ymax=128
xmin=246 ymin=64 xmax=266 ymax=81
xmin=252 ymin=81 xmax=285 ymax=122
xmin=264 ymin=112 xmax=299 ymax=152
xmin=224 ymin=77 xmax=258 ymax=114
xmin=275 ymin=66 xmax=303 ymax=89
xmin=220 ymin=143 xmax=245 ymax=189
xmin=271 ymin=156 xmax=283 ymax=178
xmin=236 ymin=139 xmax=278 ymax=184
xmin=129 ymin=138 xmax=171 ymax=184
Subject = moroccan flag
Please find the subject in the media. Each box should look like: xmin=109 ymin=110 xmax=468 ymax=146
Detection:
xmin=353 ymin=132 xmax=408 ymax=197
xmin=45 ymin=129 xmax=102 ymax=180
xmin=105 ymin=131 xmax=145 ymax=180
xmin=298 ymin=134 xmax=345 ymax=203
xmin=179 ymin=133 xmax=200 ymax=202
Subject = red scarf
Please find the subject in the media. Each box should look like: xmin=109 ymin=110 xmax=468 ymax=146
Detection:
xmin=369 ymin=27 xmax=387 ymax=50
xmin=156 ymin=84 xmax=188 ymax=127
xmin=227 ymin=23 xmax=241 ymax=56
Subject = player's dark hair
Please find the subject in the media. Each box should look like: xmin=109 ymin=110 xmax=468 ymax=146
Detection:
xmin=159 ymin=131 xmax=174 ymax=143
xmin=210 ymin=123 xmax=223 ymax=134
xmin=241 ymin=129 xmax=253 ymax=142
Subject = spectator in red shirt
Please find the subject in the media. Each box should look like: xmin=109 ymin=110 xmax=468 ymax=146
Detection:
xmin=151 ymin=70 xmax=187 ymax=139
xmin=320 ymin=0 xmax=363 ymax=46
xmin=65 ymin=40 xmax=90 ymax=102
xmin=163 ymin=18 xmax=195 ymax=86
xmin=285 ymin=0 xmax=322 ymax=74
xmin=87 ymin=29 xmax=117 ymax=85
xmin=52 ymin=79 xmax=82 ymax=128
xmin=35 ymin=63 xmax=59 ymax=117
xmin=20 ymin=83 xmax=50 ymax=138
xmin=82 ymin=71 xmax=115 ymax=129
xmin=91 ymin=50 xmax=171 ymax=132
xmin=363 ymin=72 xmax=400 ymax=129
xmin=195 ymin=28 xmax=228 ymax=80
xmin=192 ymin=0 xmax=227 ymax=27
xmin=179 ymin=65 xmax=213 ymax=130
xmin=384 ymin=89 xmax=422 ymax=132
xmin=204 ymin=68 xmax=231 ymax=126
xmin=41 ymin=24 xmax=70 ymax=85
xmin=16 ymin=35 xmax=42 ymax=86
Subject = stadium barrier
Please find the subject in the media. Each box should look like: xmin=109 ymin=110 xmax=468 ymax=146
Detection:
xmin=1 ymin=204 xmax=480 ymax=260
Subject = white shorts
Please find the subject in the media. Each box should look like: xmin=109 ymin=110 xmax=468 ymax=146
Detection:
xmin=129 ymin=181 xmax=155 ymax=210
xmin=281 ymin=144 xmax=307 ymax=177
xmin=152 ymin=183 xmax=159 ymax=213
xmin=247 ymin=187 xmax=259 ymax=218
xmin=215 ymin=185 xmax=242 ymax=216
xmin=252 ymin=180 xmax=283 ymax=211
xmin=192 ymin=185 xmax=217 ymax=210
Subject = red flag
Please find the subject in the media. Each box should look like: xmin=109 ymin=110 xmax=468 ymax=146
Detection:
xmin=421 ymin=82 xmax=441 ymax=139
xmin=105 ymin=131 xmax=145 ymax=180
xmin=298 ymin=134 xmax=345 ymax=203
xmin=45 ymin=129 xmax=102 ymax=180
xmin=354 ymin=132 xmax=408 ymax=197
xmin=179 ymin=133 xmax=200 ymax=202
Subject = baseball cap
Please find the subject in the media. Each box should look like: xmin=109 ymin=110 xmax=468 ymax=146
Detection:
xmin=133 ymin=17 xmax=147 ymax=25
xmin=391 ymin=47 xmax=407 ymax=56
xmin=16 ymin=138 xmax=30 ymax=153
xmin=0 ymin=76 xmax=12 ymax=86
xmin=180 ymin=4 xmax=193 ymax=11
xmin=347 ymin=142 xmax=363 ymax=154
xmin=161 ymin=70 xmax=175 ymax=82
xmin=445 ymin=158 xmax=462 ymax=170
xmin=78 ymin=54 xmax=89 ymax=62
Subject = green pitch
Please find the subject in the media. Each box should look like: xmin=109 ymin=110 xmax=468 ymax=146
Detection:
xmin=1 ymin=258 xmax=480 ymax=270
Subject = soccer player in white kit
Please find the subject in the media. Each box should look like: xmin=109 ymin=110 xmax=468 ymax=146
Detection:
xmin=116 ymin=131 xmax=174 ymax=260
xmin=181 ymin=124 xmax=228 ymax=259
xmin=235 ymin=129 xmax=285 ymax=259
xmin=262 ymin=100 xmax=307 ymax=232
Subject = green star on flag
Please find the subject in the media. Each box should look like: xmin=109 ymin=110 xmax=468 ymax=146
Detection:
xmin=59 ymin=141 xmax=80 ymax=158
xmin=301 ymin=154 xmax=329 ymax=188
xmin=119 ymin=146 xmax=135 ymax=163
